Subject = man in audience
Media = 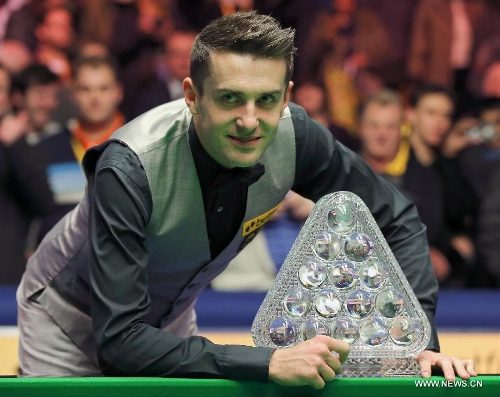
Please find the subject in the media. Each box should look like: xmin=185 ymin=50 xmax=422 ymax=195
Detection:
xmin=0 ymin=64 xmax=54 ymax=284
xmin=406 ymin=86 xmax=477 ymax=286
xmin=133 ymin=29 xmax=196 ymax=118
xmin=37 ymin=55 xmax=124 ymax=242
xmin=10 ymin=63 xmax=60 ymax=145
xmin=35 ymin=4 xmax=74 ymax=84
xmin=459 ymin=97 xmax=500 ymax=200
xmin=358 ymin=89 xmax=457 ymax=284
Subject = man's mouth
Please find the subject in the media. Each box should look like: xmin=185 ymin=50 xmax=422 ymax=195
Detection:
xmin=229 ymin=136 xmax=261 ymax=145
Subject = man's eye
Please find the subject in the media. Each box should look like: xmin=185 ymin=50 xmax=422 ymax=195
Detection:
xmin=221 ymin=93 xmax=239 ymax=103
xmin=258 ymin=95 xmax=276 ymax=104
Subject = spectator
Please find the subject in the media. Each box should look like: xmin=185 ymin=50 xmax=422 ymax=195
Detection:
xmin=10 ymin=63 xmax=61 ymax=145
xmin=0 ymin=40 xmax=33 ymax=75
xmin=292 ymin=80 xmax=360 ymax=151
xmin=37 ymin=55 xmax=124 ymax=242
xmin=0 ymin=64 xmax=54 ymax=284
xmin=468 ymin=34 xmax=500 ymax=98
xmin=358 ymin=89 xmax=451 ymax=284
xmin=407 ymin=86 xmax=477 ymax=286
xmin=107 ymin=0 xmax=175 ymax=120
xmin=407 ymin=0 xmax=500 ymax=116
xmin=367 ymin=0 xmax=418 ymax=89
xmin=34 ymin=3 xmax=75 ymax=84
xmin=0 ymin=0 xmax=36 ymax=50
xmin=134 ymin=29 xmax=196 ymax=118
xmin=476 ymin=163 xmax=500 ymax=287
xmin=301 ymin=0 xmax=392 ymax=132
xmin=456 ymin=98 xmax=500 ymax=198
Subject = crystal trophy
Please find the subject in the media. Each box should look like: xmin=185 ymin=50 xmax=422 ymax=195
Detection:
xmin=251 ymin=191 xmax=431 ymax=377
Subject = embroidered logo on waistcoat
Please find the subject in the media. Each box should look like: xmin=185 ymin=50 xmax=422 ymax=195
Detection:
xmin=238 ymin=202 xmax=283 ymax=251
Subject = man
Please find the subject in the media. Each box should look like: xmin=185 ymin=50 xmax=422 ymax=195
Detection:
xmin=37 ymin=55 xmax=124 ymax=242
xmin=10 ymin=63 xmax=60 ymax=145
xmin=358 ymin=89 xmax=461 ymax=285
xmin=133 ymin=29 xmax=197 ymax=118
xmin=406 ymin=86 xmax=479 ymax=286
xmin=17 ymin=12 xmax=475 ymax=388
xmin=459 ymin=97 xmax=500 ymax=201
xmin=0 ymin=64 xmax=54 ymax=284
xmin=35 ymin=4 xmax=74 ymax=84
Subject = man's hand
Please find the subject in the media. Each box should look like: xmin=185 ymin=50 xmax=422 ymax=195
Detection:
xmin=441 ymin=117 xmax=479 ymax=158
xmin=429 ymin=246 xmax=451 ymax=281
xmin=416 ymin=350 xmax=477 ymax=381
xmin=269 ymin=335 xmax=349 ymax=390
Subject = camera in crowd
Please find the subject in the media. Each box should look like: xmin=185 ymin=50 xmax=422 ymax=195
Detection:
xmin=465 ymin=123 xmax=497 ymax=142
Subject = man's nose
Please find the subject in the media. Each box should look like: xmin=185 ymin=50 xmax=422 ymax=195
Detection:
xmin=236 ymin=103 xmax=259 ymax=131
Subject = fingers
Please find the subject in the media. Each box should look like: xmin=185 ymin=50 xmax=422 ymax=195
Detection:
xmin=439 ymin=357 xmax=456 ymax=381
xmin=268 ymin=336 xmax=348 ymax=390
xmin=450 ymin=358 xmax=477 ymax=380
xmin=464 ymin=359 xmax=477 ymax=377
xmin=319 ymin=363 xmax=337 ymax=382
xmin=323 ymin=336 xmax=350 ymax=363
xmin=417 ymin=351 xmax=477 ymax=381
xmin=418 ymin=354 xmax=432 ymax=378
xmin=325 ymin=351 xmax=342 ymax=374
xmin=310 ymin=374 xmax=325 ymax=390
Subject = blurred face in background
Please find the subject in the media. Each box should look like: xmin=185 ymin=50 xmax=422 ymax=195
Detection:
xmin=333 ymin=0 xmax=356 ymax=13
xmin=24 ymin=83 xmax=59 ymax=131
xmin=408 ymin=93 xmax=454 ymax=148
xmin=165 ymin=32 xmax=196 ymax=81
xmin=293 ymin=83 xmax=326 ymax=116
xmin=0 ymin=68 xmax=11 ymax=115
xmin=37 ymin=8 xmax=74 ymax=51
xmin=358 ymin=102 xmax=403 ymax=162
xmin=72 ymin=65 xmax=123 ymax=125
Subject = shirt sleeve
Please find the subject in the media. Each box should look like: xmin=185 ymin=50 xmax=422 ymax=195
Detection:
xmin=290 ymin=105 xmax=440 ymax=351
xmin=87 ymin=142 xmax=274 ymax=378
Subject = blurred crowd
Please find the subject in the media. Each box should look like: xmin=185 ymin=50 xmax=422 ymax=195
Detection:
xmin=1 ymin=0 xmax=500 ymax=289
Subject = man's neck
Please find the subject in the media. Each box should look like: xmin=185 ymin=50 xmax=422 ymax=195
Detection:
xmin=78 ymin=115 xmax=118 ymax=136
xmin=410 ymin=132 xmax=436 ymax=166
xmin=360 ymin=151 xmax=393 ymax=174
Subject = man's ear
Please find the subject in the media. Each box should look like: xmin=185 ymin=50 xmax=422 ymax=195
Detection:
xmin=283 ymin=81 xmax=294 ymax=109
xmin=183 ymin=77 xmax=199 ymax=115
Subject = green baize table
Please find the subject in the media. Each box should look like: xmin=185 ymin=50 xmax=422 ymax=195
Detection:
xmin=0 ymin=376 xmax=497 ymax=397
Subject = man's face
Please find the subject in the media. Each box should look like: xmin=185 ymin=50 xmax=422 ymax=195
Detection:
xmin=184 ymin=51 xmax=292 ymax=169
xmin=25 ymin=83 xmax=59 ymax=131
xmin=293 ymin=83 xmax=325 ymax=115
xmin=165 ymin=32 xmax=196 ymax=81
xmin=72 ymin=65 xmax=123 ymax=125
xmin=358 ymin=102 xmax=403 ymax=161
xmin=409 ymin=93 xmax=454 ymax=148
xmin=38 ymin=9 xmax=73 ymax=51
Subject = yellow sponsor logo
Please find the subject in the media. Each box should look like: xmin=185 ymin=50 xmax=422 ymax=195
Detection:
xmin=242 ymin=202 xmax=283 ymax=236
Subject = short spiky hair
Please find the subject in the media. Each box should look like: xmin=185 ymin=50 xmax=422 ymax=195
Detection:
xmin=190 ymin=11 xmax=296 ymax=94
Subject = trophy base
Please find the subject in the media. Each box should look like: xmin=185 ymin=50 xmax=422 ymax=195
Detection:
xmin=337 ymin=357 xmax=421 ymax=378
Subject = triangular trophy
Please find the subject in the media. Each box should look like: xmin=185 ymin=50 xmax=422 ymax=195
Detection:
xmin=251 ymin=191 xmax=431 ymax=377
